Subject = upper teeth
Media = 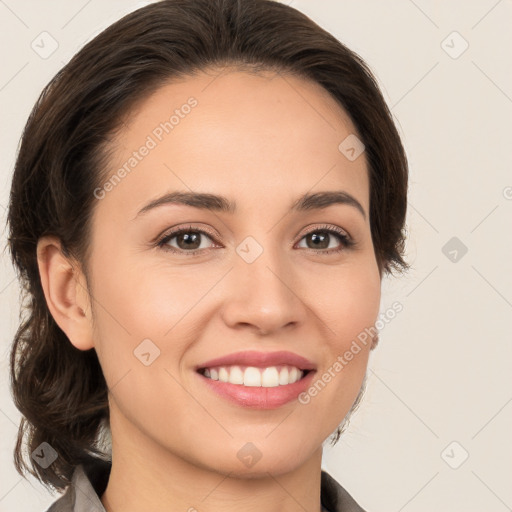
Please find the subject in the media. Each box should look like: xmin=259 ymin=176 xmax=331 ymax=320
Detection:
xmin=203 ymin=365 xmax=304 ymax=387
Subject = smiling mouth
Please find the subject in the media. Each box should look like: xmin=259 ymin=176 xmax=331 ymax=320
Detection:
xmin=197 ymin=365 xmax=313 ymax=387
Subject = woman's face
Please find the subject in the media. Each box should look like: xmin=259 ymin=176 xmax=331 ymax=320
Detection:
xmin=83 ymin=69 xmax=381 ymax=475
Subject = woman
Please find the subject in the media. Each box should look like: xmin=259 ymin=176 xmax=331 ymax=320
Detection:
xmin=7 ymin=1 xmax=409 ymax=511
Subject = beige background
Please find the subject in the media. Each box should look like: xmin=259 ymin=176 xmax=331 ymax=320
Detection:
xmin=1 ymin=1 xmax=511 ymax=511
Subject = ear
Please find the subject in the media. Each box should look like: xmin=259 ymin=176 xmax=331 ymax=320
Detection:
xmin=36 ymin=235 xmax=94 ymax=351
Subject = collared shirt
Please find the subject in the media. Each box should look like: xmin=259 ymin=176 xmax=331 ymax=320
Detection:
xmin=45 ymin=458 xmax=366 ymax=512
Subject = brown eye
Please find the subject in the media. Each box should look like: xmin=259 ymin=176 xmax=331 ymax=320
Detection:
xmin=296 ymin=226 xmax=354 ymax=254
xmin=304 ymin=231 xmax=332 ymax=250
xmin=158 ymin=226 xmax=218 ymax=254
xmin=172 ymin=231 xmax=203 ymax=250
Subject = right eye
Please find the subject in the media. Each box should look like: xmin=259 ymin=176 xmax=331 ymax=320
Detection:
xmin=157 ymin=225 xmax=220 ymax=255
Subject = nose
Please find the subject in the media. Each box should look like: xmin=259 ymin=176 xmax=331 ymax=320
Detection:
xmin=220 ymin=243 xmax=307 ymax=336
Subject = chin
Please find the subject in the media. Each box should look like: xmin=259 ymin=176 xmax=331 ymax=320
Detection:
xmin=203 ymin=440 xmax=316 ymax=478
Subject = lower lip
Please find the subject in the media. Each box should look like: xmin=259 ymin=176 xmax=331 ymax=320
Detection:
xmin=197 ymin=370 xmax=316 ymax=409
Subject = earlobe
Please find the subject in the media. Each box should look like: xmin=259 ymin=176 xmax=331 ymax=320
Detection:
xmin=36 ymin=235 xmax=94 ymax=351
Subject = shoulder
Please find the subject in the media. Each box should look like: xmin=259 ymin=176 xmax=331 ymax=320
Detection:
xmin=43 ymin=458 xmax=111 ymax=512
xmin=321 ymin=469 xmax=368 ymax=512
xmin=44 ymin=487 xmax=74 ymax=512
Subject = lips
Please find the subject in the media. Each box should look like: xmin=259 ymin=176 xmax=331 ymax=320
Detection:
xmin=195 ymin=350 xmax=317 ymax=372
xmin=198 ymin=369 xmax=316 ymax=409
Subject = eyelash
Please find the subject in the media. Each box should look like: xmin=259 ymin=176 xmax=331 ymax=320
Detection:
xmin=156 ymin=224 xmax=355 ymax=256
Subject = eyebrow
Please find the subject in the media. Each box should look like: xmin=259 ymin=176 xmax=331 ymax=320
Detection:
xmin=134 ymin=190 xmax=366 ymax=220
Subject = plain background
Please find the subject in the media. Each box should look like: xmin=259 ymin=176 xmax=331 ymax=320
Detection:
xmin=0 ymin=1 xmax=511 ymax=511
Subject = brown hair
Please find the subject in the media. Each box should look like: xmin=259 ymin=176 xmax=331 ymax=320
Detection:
xmin=6 ymin=0 xmax=409 ymax=492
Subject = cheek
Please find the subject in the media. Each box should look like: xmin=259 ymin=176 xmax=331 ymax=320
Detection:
xmin=91 ymin=253 xmax=194 ymax=336
xmin=299 ymin=258 xmax=380 ymax=411
xmin=89 ymin=254 xmax=211 ymax=384
xmin=334 ymin=277 xmax=380 ymax=343
xmin=305 ymin=259 xmax=381 ymax=345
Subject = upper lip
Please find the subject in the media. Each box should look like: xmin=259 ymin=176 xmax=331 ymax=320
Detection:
xmin=196 ymin=350 xmax=317 ymax=371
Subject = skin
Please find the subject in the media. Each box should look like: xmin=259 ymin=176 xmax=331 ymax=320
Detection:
xmin=37 ymin=68 xmax=381 ymax=512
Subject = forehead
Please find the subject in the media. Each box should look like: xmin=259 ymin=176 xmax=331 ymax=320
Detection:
xmin=95 ymin=69 xmax=369 ymax=222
